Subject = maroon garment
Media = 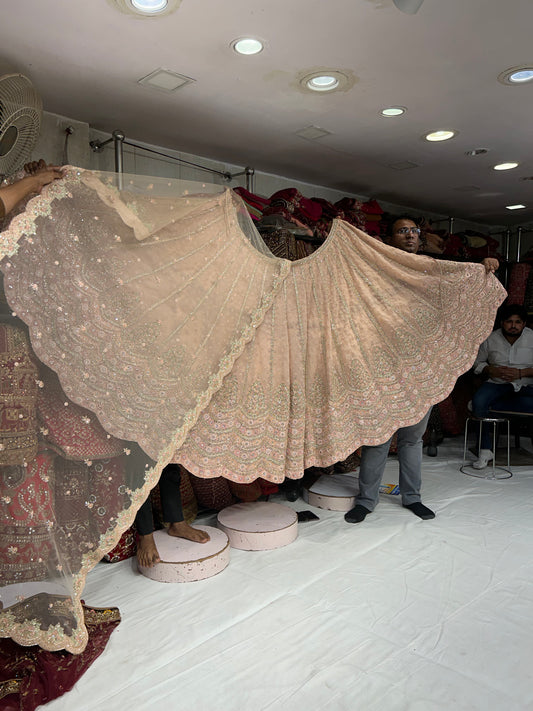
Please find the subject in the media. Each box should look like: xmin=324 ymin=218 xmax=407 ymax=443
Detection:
xmin=262 ymin=188 xmax=322 ymax=224
xmin=507 ymin=263 xmax=531 ymax=305
xmin=0 ymin=605 xmax=120 ymax=710
xmin=232 ymin=187 xmax=270 ymax=213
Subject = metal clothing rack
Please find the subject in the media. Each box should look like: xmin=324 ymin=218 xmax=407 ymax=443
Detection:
xmin=90 ymin=129 xmax=255 ymax=192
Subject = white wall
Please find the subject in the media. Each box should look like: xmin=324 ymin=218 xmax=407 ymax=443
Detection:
xmin=30 ymin=110 xmax=513 ymax=247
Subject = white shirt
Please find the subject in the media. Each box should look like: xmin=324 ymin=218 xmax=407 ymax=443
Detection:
xmin=474 ymin=326 xmax=533 ymax=391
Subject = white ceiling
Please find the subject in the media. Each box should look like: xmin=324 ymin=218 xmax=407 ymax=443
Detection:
xmin=1 ymin=0 xmax=533 ymax=226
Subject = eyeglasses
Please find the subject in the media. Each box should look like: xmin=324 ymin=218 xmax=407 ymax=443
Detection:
xmin=395 ymin=227 xmax=421 ymax=236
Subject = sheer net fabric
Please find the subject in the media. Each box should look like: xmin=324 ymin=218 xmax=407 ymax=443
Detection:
xmin=178 ymin=224 xmax=505 ymax=480
xmin=0 ymin=168 xmax=505 ymax=652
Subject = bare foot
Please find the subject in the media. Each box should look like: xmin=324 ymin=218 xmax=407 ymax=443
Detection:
xmin=136 ymin=533 xmax=161 ymax=567
xmin=168 ymin=521 xmax=210 ymax=544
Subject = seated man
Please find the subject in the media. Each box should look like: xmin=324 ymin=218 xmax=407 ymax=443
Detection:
xmin=471 ymin=304 xmax=533 ymax=469
xmin=345 ymin=214 xmax=498 ymax=524
xmin=135 ymin=463 xmax=210 ymax=567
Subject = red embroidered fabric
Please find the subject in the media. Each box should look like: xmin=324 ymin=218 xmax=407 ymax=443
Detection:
xmin=0 ymin=604 xmax=120 ymax=710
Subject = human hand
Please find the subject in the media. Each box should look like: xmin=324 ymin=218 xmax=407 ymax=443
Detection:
xmin=489 ymin=365 xmax=520 ymax=381
xmin=24 ymin=159 xmax=64 ymax=189
xmin=482 ymin=258 xmax=499 ymax=273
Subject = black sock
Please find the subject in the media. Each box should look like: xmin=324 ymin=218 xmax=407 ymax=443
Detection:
xmin=403 ymin=502 xmax=435 ymax=520
xmin=344 ymin=504 xmax=371 ymax=524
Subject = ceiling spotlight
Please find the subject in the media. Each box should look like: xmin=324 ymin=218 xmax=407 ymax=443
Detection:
xmin=498 ymin=65 xmax=533 ymax=85
xmin=307 ymin=75 xmax=339 ymax=91
xmin=300 ymin=71 xmax=349 ymax=94
xmin=109 ymin=0 xmax=180 ymax=16
xmin=509 ymin=69 xmax=533 ymax=82
xmin=381 ymin=107 xmax=406 ymax=117
xmin=232 ymin=38 xmax=264 ymax=55
xmin=393 ymin=0 xmax=424 ymax=14
xmin=506 ymin=204 xmax=526 ymax=210
xmin=425 ymin=130 xmax=456 ymax=142
xmin=131 ymin=0 xmax=167 ymax=11
xmin=493 ymin=162 xmax=519 ymax=171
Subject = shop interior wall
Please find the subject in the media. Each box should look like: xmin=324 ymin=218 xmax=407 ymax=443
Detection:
xmin=31 ymin=111 xmax=521 ymax=254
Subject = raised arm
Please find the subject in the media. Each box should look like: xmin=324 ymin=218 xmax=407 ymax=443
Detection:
xmin=0 ymin=160 xmax=63 ymax=218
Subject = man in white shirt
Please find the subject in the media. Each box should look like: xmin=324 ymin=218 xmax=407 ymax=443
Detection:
xmin=472 ymin=304 xmax=533 ymax=468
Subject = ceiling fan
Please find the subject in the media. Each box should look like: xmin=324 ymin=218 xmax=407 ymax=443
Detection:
xmin=393 ymin=0 xmax=424 ymax=14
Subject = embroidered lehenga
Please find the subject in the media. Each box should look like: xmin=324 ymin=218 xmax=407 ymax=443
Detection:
xmin=0 ymin=168 xmax=506 ymax=653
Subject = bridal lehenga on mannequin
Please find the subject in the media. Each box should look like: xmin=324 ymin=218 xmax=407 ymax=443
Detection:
xmin=0 ymin=168 xmax=505 ymax=652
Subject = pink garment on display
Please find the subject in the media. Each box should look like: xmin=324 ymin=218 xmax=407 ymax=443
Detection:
xmin=0 ymin=168 xmax=506 ymax=653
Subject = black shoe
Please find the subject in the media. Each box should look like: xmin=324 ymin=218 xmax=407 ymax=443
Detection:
xmin=283 ymin=479 xmax=301 ymax=502
xmin=403 ymin=502 xmax=435 ymax=520
xmin=344 ymin=504 xmax=371 ymax=524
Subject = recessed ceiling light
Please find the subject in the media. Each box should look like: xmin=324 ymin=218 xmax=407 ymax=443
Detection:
xmin=424 ymin=130 xmax=456 ymax=142
xmin=307 ymin=75 xmax=339 ymax=91
xmin=300 ymin=70 xmax=350 ymax=94
xmin=509 ymin=69 xmax=533 ymax=82
xmin=131 ymin=0 xmax=167 ymax=12
xmin=393 ymin=0 xmax=424 ymax=14
xmin=506 ymin=204 xmax=526 ymax=210
xmin=381 ymin=107 xmax=406 ymax=117
xmin=231 ymin=38 xmax=264 ymax=55
xmin=498 ymin=65 xmax=533 ymax=85
xmin=109 ymin=0 xmax=180 ymax=16
xmin=493 ymin=162 xmax=519 ymax=170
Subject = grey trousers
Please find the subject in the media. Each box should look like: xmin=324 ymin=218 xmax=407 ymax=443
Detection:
xmin=356 ymin=408 xmax=432 ymax=511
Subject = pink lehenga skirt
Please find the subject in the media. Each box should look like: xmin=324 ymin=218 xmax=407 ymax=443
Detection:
xmin=0 ymin=168 xmax=505 ymax=652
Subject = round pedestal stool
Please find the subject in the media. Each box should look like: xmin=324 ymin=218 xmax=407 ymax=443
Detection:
xmin=303 ymin=473 xmax=358 ymax=512
xmin=461 ymin=415 xmax=512 ymax=479
xmin=138 ymin=525 xmax=230 ymax=582
xmin=217 ymin=502 xmax=298 ymax=550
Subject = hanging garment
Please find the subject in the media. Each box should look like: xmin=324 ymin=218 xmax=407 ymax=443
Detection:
xmin=0 ymin=168 xmax=506 ymax=654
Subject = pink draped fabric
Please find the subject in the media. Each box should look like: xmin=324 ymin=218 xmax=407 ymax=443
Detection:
xmin=0 ymin=168 xmax=506 ymax=653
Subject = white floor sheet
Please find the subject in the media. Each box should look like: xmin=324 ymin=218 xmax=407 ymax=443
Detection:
xmin=45 ymin=438 xmax=533 ymax=711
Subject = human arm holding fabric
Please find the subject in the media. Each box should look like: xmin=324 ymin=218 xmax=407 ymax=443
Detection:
xmin=0 ymin=160 xmax=63 ymax=218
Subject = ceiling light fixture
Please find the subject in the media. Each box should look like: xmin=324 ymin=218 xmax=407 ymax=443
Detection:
xmin=506 ymin=204 xmax=526 ymax=210
xmin=231 ymin=38 xmax=264 ymax=55
xmin=393 ymin=0 xmax=424 ymax=14
xmin=493 ymin=162 xmax=519 ymax=170
xmin=424 ymin=130 xmax=456 ymax=142
xmin=109 ymin=0 xmax=181 ymax=17
xmin=131 ymin=0 xmax=167 ymax=12
xmin=300 ymin=71 xmax=349 ymax=94
xmin=498 ymin=65 xmax=533 ymax=85
xmin=307 ymin=75 xmax=339 ymax=91
xmin=381 ymin=107 xmax=406 ymax=117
